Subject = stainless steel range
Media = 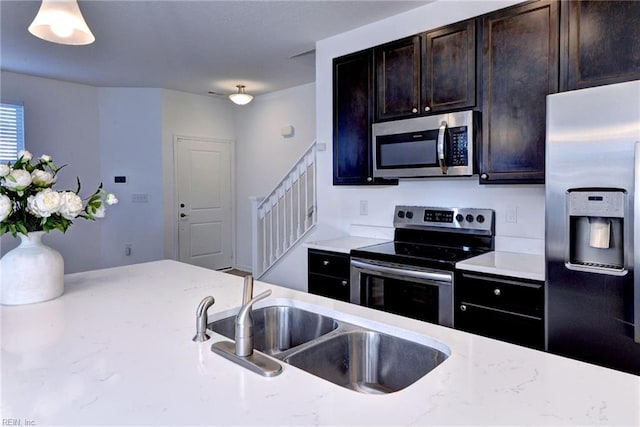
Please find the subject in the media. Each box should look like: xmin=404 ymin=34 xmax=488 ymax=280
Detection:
xmin=350 ymin=206 xmax=495 ymax=326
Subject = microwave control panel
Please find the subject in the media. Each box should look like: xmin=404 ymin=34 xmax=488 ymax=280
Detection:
xmin=450 ymin=127 xmax=468 ymax=166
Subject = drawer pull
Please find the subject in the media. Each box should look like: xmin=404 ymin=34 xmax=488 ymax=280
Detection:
xmin=460 ymin=304 xmax=467 ymax=312
xmin=323 ymin=260 xmax=329 ymax=266
xmin=494 ymin=288 xmax=501 ymax=296
xmin=341 ymin=280 xmax=348 ymax=287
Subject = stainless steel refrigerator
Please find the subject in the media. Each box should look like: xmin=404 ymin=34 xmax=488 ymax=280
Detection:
xmin=546 ymin=80 xmax=640 ymax=376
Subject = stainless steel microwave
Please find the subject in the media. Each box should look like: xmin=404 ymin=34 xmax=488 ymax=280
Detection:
xmin=372 ymin=110 xmax=477 ymax=179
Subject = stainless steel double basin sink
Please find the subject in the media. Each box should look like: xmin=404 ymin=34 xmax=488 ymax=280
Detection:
xmin=208 ymin=305 xmax=449 ymax=394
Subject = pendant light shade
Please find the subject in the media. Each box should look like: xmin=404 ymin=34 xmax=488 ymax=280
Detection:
xmin=28 ymin=0 xmax=95 ymax=45
xmin=229 ymin=85 xmax=253 ymax=105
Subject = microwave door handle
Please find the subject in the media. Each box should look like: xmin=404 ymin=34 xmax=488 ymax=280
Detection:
xmin=635 ymin=141 xmax=640 ymax=343
xmin=437 ymin=121 xmax=448 ymax=175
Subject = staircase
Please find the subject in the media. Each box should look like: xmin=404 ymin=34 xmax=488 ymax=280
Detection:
xmin=251 ymin=142 xmax=317 ymax=278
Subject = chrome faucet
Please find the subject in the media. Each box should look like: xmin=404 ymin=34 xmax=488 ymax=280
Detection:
xmin=235 ymin=275 xmax=271 ymax=357
xmin=192 ymin=295 xmax=215 ymax=342
xmin=210 ymin=274 xmax=282 ymax=376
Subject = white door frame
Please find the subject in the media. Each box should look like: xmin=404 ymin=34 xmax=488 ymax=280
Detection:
xmin=173 ymin=135 xmax=236 ymax=269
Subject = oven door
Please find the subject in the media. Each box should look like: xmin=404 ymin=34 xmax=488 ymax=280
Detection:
xmin=350 ymin=258 xmax=453 ymax=327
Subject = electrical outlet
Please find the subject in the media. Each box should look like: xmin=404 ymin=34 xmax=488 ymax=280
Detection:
xmin=125 ymin=244 xmax=132 ymax=256
xmin=359 ymin=200 xmax=368 ymax=216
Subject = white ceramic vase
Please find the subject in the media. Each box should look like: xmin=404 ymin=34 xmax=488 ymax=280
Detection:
xmin=0 ymin=231 xmax=64 ymax=305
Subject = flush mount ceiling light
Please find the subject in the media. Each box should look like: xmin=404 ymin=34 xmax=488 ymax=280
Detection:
xmin=28 ymin=0 xmax=95 ymax=45
xmin=229 ymin=85 xmax=253 ymax=106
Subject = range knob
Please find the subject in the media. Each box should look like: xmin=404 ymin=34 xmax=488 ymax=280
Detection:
xmin=455 ymin=214 xmax=464 ymax=222
xmin=476 ymin=214 xmax=485 ymax=223
xmin=397 ymin=210 xmax=405 ymax=219
xmin=466 ymin=214 xmax=474 ymax=223
xmin=406 ymin=211 xmax=414 ymax=219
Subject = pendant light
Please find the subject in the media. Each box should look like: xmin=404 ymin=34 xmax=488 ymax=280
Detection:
xmin=229 ymin=85 xmax=253 ymax=105
xmin=28 ymin=0 xmax=95 ymax=45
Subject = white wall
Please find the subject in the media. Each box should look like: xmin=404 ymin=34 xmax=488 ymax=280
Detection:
xmin=0 ymin=71 xmax=103 ymax=274
xmin=97 ymin=88 xmax=164 ymax=268
xmin=312 ymin=0 xmax=545 ymax=254
xmin=234 ymin=83 xmax=317 ymax=276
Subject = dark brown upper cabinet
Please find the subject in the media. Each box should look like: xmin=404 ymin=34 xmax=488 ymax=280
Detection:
xmin=333 ymin=50 xmax=398 ymax=186
xmin=479 ymin=0 xmax=559 ymax=184
xmin=562 ymin=0 xmax=640 ymax=91
xmin=375 ymin=36 xmax=421 ymax=121
xmin=421 ymin=19 xmax=476 ymax=114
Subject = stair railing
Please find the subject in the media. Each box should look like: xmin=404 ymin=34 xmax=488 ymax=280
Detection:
xmin=251 ymin=142 xmax=317 ymax=278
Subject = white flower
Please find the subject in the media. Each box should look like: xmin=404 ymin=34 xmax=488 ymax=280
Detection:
xmin=17 ymin=150 xmax=33 ymax=161
xmin=58 ymin=191 xmax=83 ymax=220
xmin=0 ymin=194 xmax=12 ymax=222
xmin=27 ymin=188 xmax=61 ymax=218
xmin=105 ymin=193 xmax=118 ymax=205
xmin=31 ymin=170 xmax=56 ymax=187
xmin=0 ymin=164 xmax=10 ymax=177
xmin=3 ymin=169 xmax=32 ymax=192
xmin=93 ymin=202 xmax=106 ymax=219
xmin=39 ymin=154 xmax=52 ymax=162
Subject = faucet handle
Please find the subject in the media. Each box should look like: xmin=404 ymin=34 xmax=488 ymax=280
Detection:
xmin=192 ymin=295 xmax=215 ymax=342
xmin=235 ymin=289 xmax=271 ymax=357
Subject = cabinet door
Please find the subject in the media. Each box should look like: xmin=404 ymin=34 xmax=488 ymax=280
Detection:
xmin=375 ymin=36 xmax=421 ymax=121
xmin=422 ymin=20 xmax=476 ymax=114
xmin=308 ymin=273 xmax=350 ymax=302
xmin=563 ymin=0 xmax=640 ymax=90
xmin=456 ymin=303 xmax=545 ymax=350
xmin=480 ymin=0 xmax=559 ymax=184
xmin=333 ymin=50 xmax=375 ymax=185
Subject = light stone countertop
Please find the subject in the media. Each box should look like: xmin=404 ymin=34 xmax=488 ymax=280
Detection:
xmin=456 ymin=251 xmax=545 ymax=281
xmin=1 ymin=260 xmax=637 ymax=426
xmin=304 ymin=236 xmax=390 ymax=254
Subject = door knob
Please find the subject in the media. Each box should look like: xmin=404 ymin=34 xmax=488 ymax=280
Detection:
xmin=180 ymin=203 xmax=185 ymax=208
xmin=180 ymin=213 xmax=187 ymax=218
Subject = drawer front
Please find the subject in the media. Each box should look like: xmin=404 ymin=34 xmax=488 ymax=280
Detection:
xmin=308 ymin=273 xmax=350 ymax=302
xmin=308 ymin=250 xmax=350 ymax=278
xmin=456 ymin=303 xmax=544 ymax=350
xmin=456 ymin=272 xmax=544 ymax=317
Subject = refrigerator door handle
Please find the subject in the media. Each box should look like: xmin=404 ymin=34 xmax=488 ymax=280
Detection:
xmin=635 ymin=141 xmax=640 ymax=343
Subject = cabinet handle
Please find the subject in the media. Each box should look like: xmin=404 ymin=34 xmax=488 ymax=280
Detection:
xmin=323 ymin=260 xmax=329 ymax=266
xmin=367 ymin=177 xmax=373 ymax=182
xmin=494 ymin=288 xmax=501 ymax=296
xmin=480 ymin=173 xmax=489 ymax=180
xmin=460 ymin=304 xmax=467 ymax=312
xmin=424 ymin=106 xmax=431 ymax=112
xmin=412 ymin=107 xmax=418 ymax=113
xmin=341 ymin=280 xmax=348 ymax=287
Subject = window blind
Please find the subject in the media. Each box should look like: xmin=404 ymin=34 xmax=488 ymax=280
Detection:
xmin=0 ymin=102 xmax=25 ymax=164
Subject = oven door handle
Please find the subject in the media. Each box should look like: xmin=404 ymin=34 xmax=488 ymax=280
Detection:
xmin=351 ymin=259 xmax=452 ymax=283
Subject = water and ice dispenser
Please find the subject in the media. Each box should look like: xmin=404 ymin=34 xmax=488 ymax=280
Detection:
xmin=567 ymin=189 xmax=626 ymax=272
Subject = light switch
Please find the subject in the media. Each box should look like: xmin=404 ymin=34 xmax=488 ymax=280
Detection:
xmin=131 ymin=193 xmax=149 ymax=203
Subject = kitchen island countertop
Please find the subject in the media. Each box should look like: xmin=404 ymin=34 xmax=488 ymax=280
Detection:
xmin=1 ymin=260 xmax=637 ymax=426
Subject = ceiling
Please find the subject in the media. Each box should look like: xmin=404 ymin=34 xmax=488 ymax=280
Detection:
xmin=0 ymin=0 xmax=429 ymax=98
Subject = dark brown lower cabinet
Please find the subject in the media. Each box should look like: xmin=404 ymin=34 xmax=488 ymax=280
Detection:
xmin=455 ymin=271 xmax=545 ymax=350
xmin=308 ymin=249 xmax=350 ymax=302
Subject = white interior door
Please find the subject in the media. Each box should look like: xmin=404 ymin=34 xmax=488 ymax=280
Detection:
xmin=175 ymin=136 xmax=233 ymax=270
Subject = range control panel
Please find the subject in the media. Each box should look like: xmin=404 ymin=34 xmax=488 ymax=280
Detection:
xmin=394 ymin=205 xmax=494 ymax=234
